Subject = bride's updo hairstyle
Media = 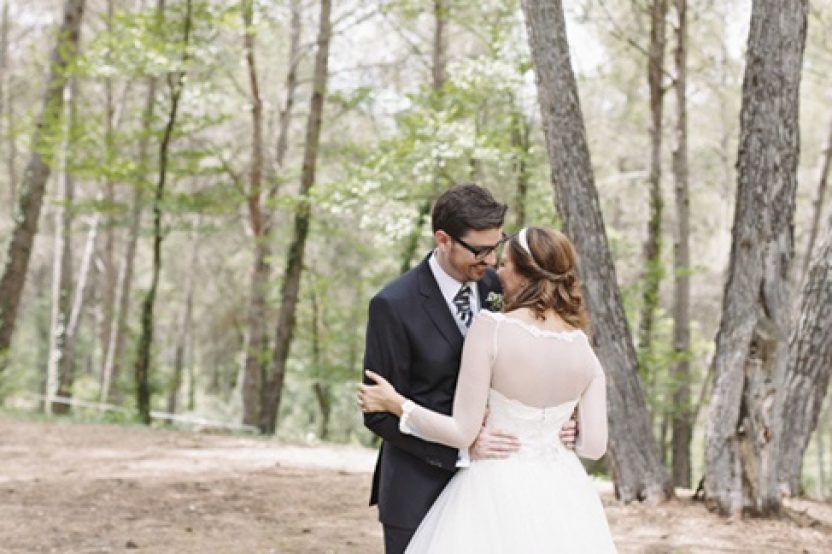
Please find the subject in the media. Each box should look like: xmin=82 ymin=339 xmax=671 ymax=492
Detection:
xmin=502 ymin=227 xmax=588 ymax=331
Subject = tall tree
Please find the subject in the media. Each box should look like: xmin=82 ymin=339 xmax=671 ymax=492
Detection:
xmin=54 ymin=205 xmax=100 ymax=413
xmin=669 ymin=0 xmax=692 ymax=489
xmin=134 ymin=0 xmax=193 ymax=424
xmin=521 ymin=0 xmax=673 ymax=502
xmin=260 ymin=0 xmax=332 ymax=434
xmin=100 ymin=0 xmax=163 ymax=403
xmin=0 ymin=0 xmax=86 ymax=368
xmin=638 ymin=0 xmax=668 ymax=377
xmin=99 ymin=0 xmax=118 ymax=387
xmin=240 ymin=0 xmax=302 ymax=426
xmin=775 ymin=220 xmax=832 ymax=496
xmin=46 ymin=80 xmax=76 ymax=414
xmin=704 ymin=0 xmax=807 ymax=516
xmin=240 ymin=0 xmax=270 ymax=427
xmin=510 ymin=96 xmax=531 ymax=230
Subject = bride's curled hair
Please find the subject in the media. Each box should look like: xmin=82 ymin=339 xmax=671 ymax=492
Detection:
xmin=502 ymin=227 xmax=588 ymax=331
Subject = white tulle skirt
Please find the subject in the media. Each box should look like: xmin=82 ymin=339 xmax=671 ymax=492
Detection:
xmin=405 ymin=453 xmax=617 ymax=553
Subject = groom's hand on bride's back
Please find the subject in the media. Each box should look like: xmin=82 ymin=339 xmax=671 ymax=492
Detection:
xmin=470 ymin=409 xmax=521 ymax=460
xmin=470 ymin=427 xmax=521 ymax=459
xmin=559 ymin=409 xmax=578 ymax=450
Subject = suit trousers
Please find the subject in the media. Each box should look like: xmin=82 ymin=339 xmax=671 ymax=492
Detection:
xmin=383 ymin=524 xmax=416 ymax=554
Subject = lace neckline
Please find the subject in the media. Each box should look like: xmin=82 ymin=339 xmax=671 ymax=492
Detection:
xmin=481 ymin=311 xmax=585 ymax=342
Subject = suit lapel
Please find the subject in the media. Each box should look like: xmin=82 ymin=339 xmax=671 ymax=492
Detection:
xmin=417 ymin=256 xmax=464 ymax=353
xmin=476 ymin=269 xmax=501 ymax=309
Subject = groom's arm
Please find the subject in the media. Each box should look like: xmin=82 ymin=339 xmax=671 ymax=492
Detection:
xmin=362 ymin=295 xmax=458 ymax=471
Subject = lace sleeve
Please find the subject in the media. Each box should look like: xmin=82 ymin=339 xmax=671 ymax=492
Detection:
xmin=398 ymin=312 xmax=497 ymax=449
xmin=574 ymin=345 xmax=608 ymax=460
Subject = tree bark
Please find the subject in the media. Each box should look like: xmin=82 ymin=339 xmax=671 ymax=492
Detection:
xmin=134 ymin=0 xmax=192 ymax=424
xmin=100 ymin=2 xmax=161 ymax=401
xmin=272 ymin=0 xmax=301 ymax=181
xmin=54 ymin=209 xmax=100 ymax=413
xmin=310 ymin=289 xmax=329 ymax=440
xmin=0 ymin=0 xmax=86 ymax=367
xmin=49 ymin=78 xmax=78 ymax=414
xmin=670 ymin=0 xmax=692 ymax=489
xmin=510 ymin=98 xmax=531 ymax=230
xmin=46 ymin=81 xmax=75 ymax=415
xmin=638 ymin=0 xmax=667 ymax=378
xmin=521 ymin=0 xmax=672 ymax=502
xmin=240 ymin=0 xmax=270 ymax=427
xmin=801 ymin=114 xmax=832 ymax=279
xmin=704 ymin=0 xmax=807 ymax=516
xmin=260 ymin=0 xmax=332 ymax=434
xmin=100 ymin=0 xmax=117 ymax=388
xmin=775 ymin=220 xmax=832 ymax=496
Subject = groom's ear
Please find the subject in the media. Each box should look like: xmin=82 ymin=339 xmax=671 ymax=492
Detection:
xmin=435 ymin=230 xmax=451 ymax=252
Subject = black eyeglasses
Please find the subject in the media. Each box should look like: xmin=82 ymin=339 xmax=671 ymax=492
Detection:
xmin=447 ymin=232 xmax=508 ymax=262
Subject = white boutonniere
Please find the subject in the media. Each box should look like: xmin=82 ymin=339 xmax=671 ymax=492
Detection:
xmin=485 ymin=291 xmax=503 ymax=312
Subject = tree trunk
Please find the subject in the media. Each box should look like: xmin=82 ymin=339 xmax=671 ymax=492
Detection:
xmin=521 ymin=0 xmax=672 ymax=502
xmin=100 ymin=0 xmax=117 ymax=388
xmin=775 ymin=220 xmax=832 ymax=496
xmin=273 ymin=0 xmax=301 ymax=179
xmin=260 ymin=0 xmax=332 ymax=434
xmin=638 ymin=0 xmax=667 ymax=382
xmin=704 ymin=0 xmax=807 ymax=517
xmin=100 ymin=30 xmax=160 ymax=403
xmin=54 ymin=207 xmax=100 ymax=414
xmin=801 ymin=114 xmax=832 ymax=279
xmin=313 ymin=381 xmax=331 ymax=440
xmin=46 ymin=82 xmax=75 ymax=415
xmin=240 ymin=0 xmax=270 ymax=427
xmin=0 ymin=0 xmax=86 ymax=367
xmin=49 ymin=78 xmax=78 ymax=414
xmin=670 ymin=0 xmax=692 ymax=489
xmin=167 ymin=224 xmax=199 ymax=415
xmin=510 ymin=98 xmax=531 ymax=230
xmin=134 ymin=0 xmax=192 ymax=424
xmin=310 ymin=289 xmax=329 ymax=440
xmin=818 ymin=405 xmax=827 ymax=499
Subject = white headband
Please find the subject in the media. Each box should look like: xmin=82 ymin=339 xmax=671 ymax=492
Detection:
xmin=517 ymin=227 xmax=531 ymax=256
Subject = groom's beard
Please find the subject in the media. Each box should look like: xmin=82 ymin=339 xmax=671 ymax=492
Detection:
xmin=464 ymin=262 xmax=490 ymax=282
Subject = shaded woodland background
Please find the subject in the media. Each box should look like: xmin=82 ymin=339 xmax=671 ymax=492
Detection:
xmin=0 ymin=0 xmax=830 ymax=518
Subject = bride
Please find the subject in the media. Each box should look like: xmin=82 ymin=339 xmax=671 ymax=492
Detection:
xmin=359 ymin=227 xmax=617 ymax=553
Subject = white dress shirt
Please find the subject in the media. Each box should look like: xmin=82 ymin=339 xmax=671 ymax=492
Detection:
xmin=411 ymin=251 xmax=480 ymax=466
xmin=428 ymin=251 xmax=480 ymax=336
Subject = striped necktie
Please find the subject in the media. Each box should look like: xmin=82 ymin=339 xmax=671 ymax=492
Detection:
xmin=453 ymin=284 xmax=473 ymax=329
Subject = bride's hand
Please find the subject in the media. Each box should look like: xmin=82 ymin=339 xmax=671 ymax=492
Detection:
xmin=358 ymin=370 xmax=406 ymax=416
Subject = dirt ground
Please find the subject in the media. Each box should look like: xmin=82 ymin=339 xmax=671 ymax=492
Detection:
xmin=1 ymin=415 xmax=831 ymax=553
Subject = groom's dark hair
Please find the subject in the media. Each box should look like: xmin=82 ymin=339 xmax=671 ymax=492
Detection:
xmin=432 ymin=183 xmax=507 ymax=238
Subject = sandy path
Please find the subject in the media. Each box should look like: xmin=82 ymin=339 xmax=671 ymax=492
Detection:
xmin=1 ymin=416 xmax=830 ymax=553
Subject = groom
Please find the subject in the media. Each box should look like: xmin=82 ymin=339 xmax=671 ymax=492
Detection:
xmin=362 ymin=183 xmax=577 ymax=553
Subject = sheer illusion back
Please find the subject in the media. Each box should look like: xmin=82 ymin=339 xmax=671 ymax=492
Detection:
xmin=400 ymin=310 xmax=607 ymax=460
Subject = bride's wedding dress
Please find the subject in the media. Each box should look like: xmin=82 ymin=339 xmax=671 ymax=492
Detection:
xmin=399 ymin=311 xmax=617 ymax=553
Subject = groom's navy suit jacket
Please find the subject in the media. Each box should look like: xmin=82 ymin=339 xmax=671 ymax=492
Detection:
xmin=363 ymin=253 xmax=502 ymax=529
